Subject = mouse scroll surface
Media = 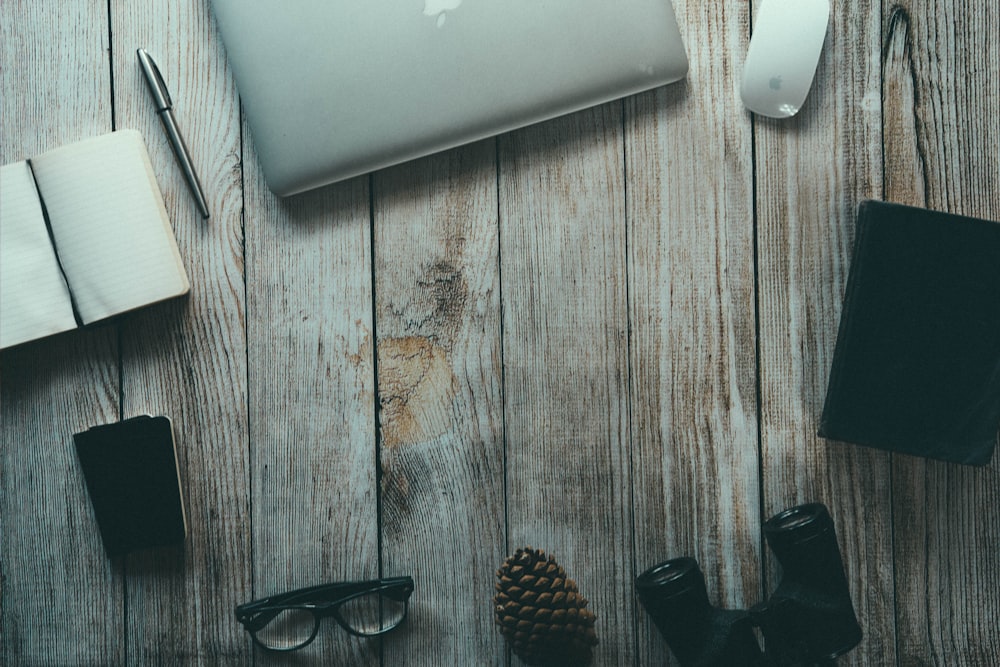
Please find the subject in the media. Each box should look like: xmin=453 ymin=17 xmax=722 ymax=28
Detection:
xmin=741 ymin=0 xmax=830 ymax=118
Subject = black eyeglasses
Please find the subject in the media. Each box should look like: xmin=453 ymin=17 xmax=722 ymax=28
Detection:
xmin=235 ymin=576 xmax=414 ymax=651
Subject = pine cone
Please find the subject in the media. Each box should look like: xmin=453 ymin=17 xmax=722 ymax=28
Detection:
xmin=494 ymin=547 xmax=598 ymax=666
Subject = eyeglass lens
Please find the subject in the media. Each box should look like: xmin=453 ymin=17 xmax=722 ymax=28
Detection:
xmin=254 ymin=608 xmax=318 ymax=650
xmin=340 ymin=591 xmax=408 ymax=636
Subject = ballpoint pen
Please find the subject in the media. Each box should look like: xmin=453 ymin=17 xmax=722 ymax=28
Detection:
xmin=136 ymin=48 xmax=210 ymax=219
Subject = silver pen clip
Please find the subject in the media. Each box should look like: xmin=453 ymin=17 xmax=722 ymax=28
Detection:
xmin=137 ymin=48 xmax=172 ymax=111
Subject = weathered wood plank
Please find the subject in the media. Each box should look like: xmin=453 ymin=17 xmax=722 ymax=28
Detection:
xmin=0 ymin=2 xmax=122 ymax=664
xmin=625 ymin=0 xmax=760 ymax=662
xmin=884 ymin=2 xmax=1000 ymax=663
xmin=109 ymin=1 xmax=250 ymax=663
xmin=373 ymin=143 xmax=506 ymax=665
xmin=498 ymin=104 xmax=634 ymax=663
xmin=754 ymin=0 xmax=898 ymax=664
xmin=5 ymin=2 xmax=998 ymax=665
xmin=244 ymin=168 xmax=377 ymax=662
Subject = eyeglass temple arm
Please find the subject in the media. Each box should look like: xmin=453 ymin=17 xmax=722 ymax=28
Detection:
xmin=236 ymin=577 xmax=414 ymax=617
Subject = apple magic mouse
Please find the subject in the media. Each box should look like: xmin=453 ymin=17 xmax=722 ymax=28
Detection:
xmin=741 ymin=0 xmax=830 ymax=118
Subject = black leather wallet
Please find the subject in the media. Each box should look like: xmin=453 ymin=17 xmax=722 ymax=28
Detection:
xmin=74 ymin=415 xmax=187 ymax=556
xmin=819 ymin=200 xmax=1000 ymax=465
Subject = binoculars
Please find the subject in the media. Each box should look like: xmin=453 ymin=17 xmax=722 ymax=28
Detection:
xmin=636 ymin=503 xmax=862 ymax=666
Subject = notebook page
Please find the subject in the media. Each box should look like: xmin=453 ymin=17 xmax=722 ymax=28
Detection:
xmin=28 ymin=130 xmax=189 ymax=324
xmin=0 ymin=161 xmax=79 ymax=349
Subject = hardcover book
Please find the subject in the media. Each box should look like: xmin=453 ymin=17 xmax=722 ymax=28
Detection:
xmin=0 ymin=130 xmax=189 ymax=349
xmin=819 ymin=200 xmax=1000 ymax=465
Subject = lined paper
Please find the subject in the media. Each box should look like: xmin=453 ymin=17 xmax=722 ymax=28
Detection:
xmin=0 ymin=161 xmax=78 ymax=348
xmin=29 ymin=130 xmax=189 ymax=324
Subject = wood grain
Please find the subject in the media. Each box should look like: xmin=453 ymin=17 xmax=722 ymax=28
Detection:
xmin=2 ymin=1 xmax=999 ymax=665
xmin=0 ymin=2 xmax=122 ymax=664
xmin=883 ymin=2 xmax=1000 ymax=663
xmin=754 ymin=0 xmax=898 ymax=664
xmin=499 ymin=104 xmax=635 ymax=663
xmin=626 ymin=0 xmax=760 ymax=663
xmin=110 ymin=1 xmax=250 ymax=663
xmin=373 ymin=142 xmax=506 ymax=665
xmin=244 ymin=159 xmax=378 ymax=663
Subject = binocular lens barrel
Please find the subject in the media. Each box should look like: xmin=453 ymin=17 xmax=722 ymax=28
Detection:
xmin=636 ymin=557 xmax=762 ymax=666
xmin=635 ymin=557 xmax=712 ymax=653
xmin=761 ymin=503 xmax=863 ymax=662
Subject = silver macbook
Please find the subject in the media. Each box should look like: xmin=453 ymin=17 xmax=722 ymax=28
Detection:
xmin=210 ymin=0 xmax=688 ymax=196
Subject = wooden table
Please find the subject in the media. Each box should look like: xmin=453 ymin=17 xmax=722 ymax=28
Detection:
xmin=2 ymin=1 xmax=998 ymax=664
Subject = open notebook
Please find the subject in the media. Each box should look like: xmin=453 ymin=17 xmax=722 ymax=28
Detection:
xmin=0 ymin=130 xmax=189 ymax=349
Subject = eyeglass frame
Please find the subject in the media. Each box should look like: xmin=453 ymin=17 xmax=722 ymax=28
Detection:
xmin=235 ymin=576 xmax=415 ymax=651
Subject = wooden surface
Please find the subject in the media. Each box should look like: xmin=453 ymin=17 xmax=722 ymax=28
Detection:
xmin=1 ymin=1 xmax=998 ymax=664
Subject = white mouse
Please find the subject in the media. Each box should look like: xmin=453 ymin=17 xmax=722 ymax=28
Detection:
xmin=741 ymin=0 xmax=830 ymax=118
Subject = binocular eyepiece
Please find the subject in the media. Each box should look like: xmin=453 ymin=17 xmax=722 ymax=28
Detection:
xmin=636 ymin=503 xmax=862 ymax=667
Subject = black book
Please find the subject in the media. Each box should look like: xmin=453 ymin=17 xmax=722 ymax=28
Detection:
xmin=819 ymin=200 xmax=1000 ymax=465
xmin=74 ymin=415 xmax=188 ymax=556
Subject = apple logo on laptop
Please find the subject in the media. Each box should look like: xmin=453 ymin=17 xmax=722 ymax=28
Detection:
xmin=424 ymin=0 xmax=463 ymax=27
xmin=769 ymin=75 xmax=783 ymax=91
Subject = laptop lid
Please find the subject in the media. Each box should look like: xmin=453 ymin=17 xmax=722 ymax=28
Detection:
xmin=210 ymin=0 xmax=688 ymax=196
